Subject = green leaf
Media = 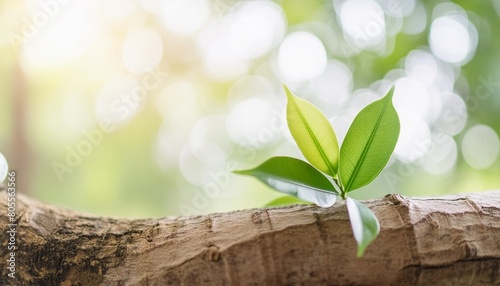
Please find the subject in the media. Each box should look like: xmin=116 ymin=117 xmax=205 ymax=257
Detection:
xmin=339 ymin=86 xmax=400 ymax=193
xmin=234 ymin=156 xmax=337 ymax=207
xmin=265 ymin=196 xmax=310 ymax=207
xmin=284 ymin=85 xmax=340 ymax=177
xmin=346 ymin=197 xmax=380 ymax=257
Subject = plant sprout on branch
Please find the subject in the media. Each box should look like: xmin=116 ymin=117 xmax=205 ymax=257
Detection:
xmin=235 ymin=85 xmax=400 ymax=257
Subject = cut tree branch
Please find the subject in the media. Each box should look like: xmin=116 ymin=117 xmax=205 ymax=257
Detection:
xmin=1 ymin=191 xmax=499 ymax=285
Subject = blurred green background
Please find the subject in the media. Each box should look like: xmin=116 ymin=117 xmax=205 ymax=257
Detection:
xmin=0 ymin=0 xmax=499 ymax=218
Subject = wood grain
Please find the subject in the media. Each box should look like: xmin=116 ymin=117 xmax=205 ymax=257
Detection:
xmin=1 ymin=191 xmax=499 ymax=285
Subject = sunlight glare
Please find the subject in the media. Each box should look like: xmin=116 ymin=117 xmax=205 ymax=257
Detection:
xmin=226 ymin=98 xmax=282 ymax=148
xmin=122 ymin=28 xmax=163 ymax=73
xmin=311 ymin=61 xmax=353 ymax=105
xmin=429 ymin=15 xmax=477 ymax=64
xmin=462 ymin=125 xmax=500 ymax=170
xmin=421 ymin=133 xmax=457 ymax=175
xmin=278 ymin=32 xmax=327 ymax=83
xmin=339 ymin=0 xmax=386 ymax=49
xmin=163 ymin=0 xmax=210 ymax=36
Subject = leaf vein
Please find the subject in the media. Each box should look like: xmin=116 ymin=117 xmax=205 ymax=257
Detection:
xmin=344 ymin=99 xmax=390 ymax=192
xmin=290 ymin=98 xmax=336 ymax=176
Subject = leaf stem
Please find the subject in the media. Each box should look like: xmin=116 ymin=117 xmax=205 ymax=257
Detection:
xmin=332 ymin=177 xmax=346 ymax=199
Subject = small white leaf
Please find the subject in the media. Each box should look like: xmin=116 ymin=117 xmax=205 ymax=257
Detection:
xmin=346 ymin=197 xmax=363 ymax=241
xmin=346 ymin=197 xmax=380 ymax=257
xmin=297 ymin=188 xmax=336 ymax=207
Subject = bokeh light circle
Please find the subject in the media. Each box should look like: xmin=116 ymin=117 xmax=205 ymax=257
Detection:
xmin=339 ymin=0 xmax=386 ymax=49
xmin=278 ymin=32 xmax=327 ymax=83
xmin=461 ymin=125 xmax=500 ymax=170
xmin=311 ymin=61 xmax=353 ymax=105
xmin=421 ymin=133 xmax=457 ymax=175
xmin=227 ymin=98 xmax=282 ymax=148
xmin=429 ymin=16 xmax=477 ymax=64
xmin=163 ymin=0 xmax=210 ymax=36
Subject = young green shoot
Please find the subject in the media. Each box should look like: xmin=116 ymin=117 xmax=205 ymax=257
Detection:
xmin=235 ymin=85 xmax=400 ymax=257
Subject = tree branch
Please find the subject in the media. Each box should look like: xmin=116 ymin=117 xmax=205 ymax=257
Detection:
xmin=1 ymin=191 xmax=499 ymax=285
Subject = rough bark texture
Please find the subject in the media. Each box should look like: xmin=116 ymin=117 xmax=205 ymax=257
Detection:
xmin=1 ymin=190 xmax=499 ymax=286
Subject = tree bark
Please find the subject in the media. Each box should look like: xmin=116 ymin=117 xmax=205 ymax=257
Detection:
xmin=1 ymin=190 xmax=499 ymax=286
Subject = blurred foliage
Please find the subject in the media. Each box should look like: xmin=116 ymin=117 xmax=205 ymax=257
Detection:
xmin=0 ymin=0 xmax=499 ymax=218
